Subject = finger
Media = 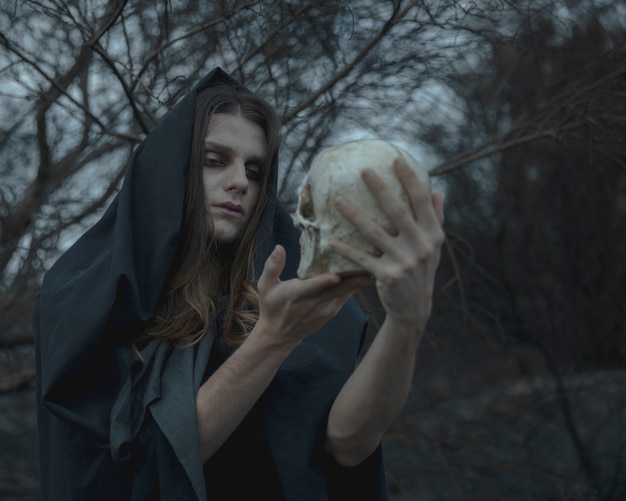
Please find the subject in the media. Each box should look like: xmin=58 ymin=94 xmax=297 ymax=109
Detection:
xmin=259 ymin=248 xmax=343 ymax=296
xmin=432 ymin=191 xmax=445 ymax=226
xmin=361 ymin=166 xmax=417 ymax=232
xmin=393 ymin=160 xmax=445 ymax=250
xmin=290 ymin=272 xmax=370 ymax=303
xmin=392 ymin=158 xmax=437 ymax=224
xmin=294 ymin=273 xmax=343 ymax=297
xmin=258 ymin=245 xmax=286 ymax=292
xmin=312 ymin=273 xmax=372 ymax=305
xmin=333 ymin=274 xmax=372 ymax=295
xmin=334 ymin=196 xmax=396 ymax=255
xmin=330 ymin=237 xmax=382 ymax=277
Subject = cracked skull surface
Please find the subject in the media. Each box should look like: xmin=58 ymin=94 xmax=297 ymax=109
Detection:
xmin=293 ymin=139 xmax=431 ymax=278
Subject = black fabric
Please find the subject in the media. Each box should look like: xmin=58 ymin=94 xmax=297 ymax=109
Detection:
xmin=34 ymin=68 xmax=388 ymax=500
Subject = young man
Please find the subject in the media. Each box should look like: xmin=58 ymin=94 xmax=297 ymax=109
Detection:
xmin=34 ymin=68 xmax=444 ymax=500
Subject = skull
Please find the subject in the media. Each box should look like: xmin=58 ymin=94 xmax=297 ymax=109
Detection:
xmin=293 ymin=139 xmax=431 ymax=278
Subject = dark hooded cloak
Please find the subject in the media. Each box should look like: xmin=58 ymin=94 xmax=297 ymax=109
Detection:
xmin=34 ymin=68 xmax=387 ymax=500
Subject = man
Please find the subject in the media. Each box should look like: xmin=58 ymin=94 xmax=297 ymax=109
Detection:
xmin=34 ymin=68 xmax=444 ymax=500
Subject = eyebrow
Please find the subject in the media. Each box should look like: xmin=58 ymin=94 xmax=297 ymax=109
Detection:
xmin=204 ymin=141 xmax=267 ymax=167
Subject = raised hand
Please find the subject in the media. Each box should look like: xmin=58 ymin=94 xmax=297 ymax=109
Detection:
xmin=255 ymin=245 xmax=371 ymax=347
xmin=197 ymin=245 xmax=369 ymax=462
xmin=330 ymin=157 xmax=445 ymax=331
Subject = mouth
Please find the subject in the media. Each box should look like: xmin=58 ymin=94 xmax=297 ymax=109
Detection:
xmin=215 ymin=202 xmax=244 ymax=217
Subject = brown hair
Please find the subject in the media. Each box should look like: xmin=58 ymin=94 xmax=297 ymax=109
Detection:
xmin=147 ymin=82 xmax=281 ymax=347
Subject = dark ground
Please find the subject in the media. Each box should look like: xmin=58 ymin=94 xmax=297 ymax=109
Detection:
xmin=1 ymin=340 xmax=625 ymax=500
xmin=382 ymin=333 xmax=626 ymax=501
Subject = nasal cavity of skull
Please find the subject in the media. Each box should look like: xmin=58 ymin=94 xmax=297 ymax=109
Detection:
xmin=298 ymin=183 xmax=315 ymax=221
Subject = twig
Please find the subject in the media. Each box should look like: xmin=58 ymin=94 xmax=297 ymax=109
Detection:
xmin=281 ymin=0 xmax=420 ymax=124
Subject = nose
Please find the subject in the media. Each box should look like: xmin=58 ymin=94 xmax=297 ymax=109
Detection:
xmin=224 ymin=160 xmax=248 ymax=194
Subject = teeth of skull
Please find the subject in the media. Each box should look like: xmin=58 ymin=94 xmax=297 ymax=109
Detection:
xmin=293 ymin=139 xmax=431 ymax=278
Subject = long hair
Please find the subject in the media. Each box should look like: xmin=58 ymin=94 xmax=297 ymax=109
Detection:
xmin=147 ymin=82 xmax=281 ymax=347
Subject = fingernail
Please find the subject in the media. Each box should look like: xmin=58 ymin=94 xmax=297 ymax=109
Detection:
xmin=394 ymin=157 xmax=408 ymax=170
xmin=362 ymin=169 xmax=374 ymax=180
xmin=335 ymin=197 xmax=347 ymax=208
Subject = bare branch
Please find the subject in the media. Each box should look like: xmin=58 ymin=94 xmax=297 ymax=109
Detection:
xmin=0 ymin=3 xmax=136 ymax=278
xmin=128 ymin=0 xmax=263 ymax=95
xmin=281 ymin=0 xmax=420 ymax=124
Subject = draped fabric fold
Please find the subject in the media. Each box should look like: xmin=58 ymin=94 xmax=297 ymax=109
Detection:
xmin=34 ymin=68 xmax=387 ymax=500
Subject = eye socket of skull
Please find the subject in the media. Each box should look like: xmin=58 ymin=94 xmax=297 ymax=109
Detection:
xmin=293 ymin=139 xmax=431 ymax=278
xmin=297 ymin=181 xmax=314 ymax=222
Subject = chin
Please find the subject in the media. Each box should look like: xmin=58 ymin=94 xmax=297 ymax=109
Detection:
xmin=211 ymin=224 xmax=241 ymax=245
xmin=213 ymin=229 xmax=244 ymax=247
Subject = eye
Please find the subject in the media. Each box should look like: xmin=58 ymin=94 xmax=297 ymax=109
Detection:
xmin=203 ymin=153 xmax=225 ymax=168
xmin=246 ymin=164 xmax=261 ymax=181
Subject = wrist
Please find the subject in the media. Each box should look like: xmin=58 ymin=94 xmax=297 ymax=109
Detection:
xmin=249 ymin=317 xmax=301 ymax=355
xmin=383 ymin=315 xmax=425 ymax=345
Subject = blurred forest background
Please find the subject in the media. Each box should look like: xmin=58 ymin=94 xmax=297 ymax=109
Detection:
xmin=1 ymin=0 xmax=625 ymax=499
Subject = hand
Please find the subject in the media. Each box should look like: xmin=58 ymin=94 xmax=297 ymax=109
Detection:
xmin=255 ymin=245 xmax=371 ymax=348
xmin=330 ymin=157 xmax=445 ymax=330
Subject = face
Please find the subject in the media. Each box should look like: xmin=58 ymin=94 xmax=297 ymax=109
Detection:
xmin=202 ymin=113 xmax=267 ymax=244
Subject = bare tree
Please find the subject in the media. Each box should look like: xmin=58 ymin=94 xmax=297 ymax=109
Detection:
xmin=1 ymin=0 xmax=625 ymax=498
xmin=0 ymin=0 xmax=503 ymax=368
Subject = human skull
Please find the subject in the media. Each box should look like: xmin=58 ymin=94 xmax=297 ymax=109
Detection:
xmin=293 ymin=139 xmax=431 ymax=278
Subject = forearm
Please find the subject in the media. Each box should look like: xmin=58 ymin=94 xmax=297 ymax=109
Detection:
xmin=195 ymin=324 xmax=296 ymax=462
xmin=195 ymin=245 xmax=370 ymax=463
xmin=325 ymin=316 xmax=423 ymax=466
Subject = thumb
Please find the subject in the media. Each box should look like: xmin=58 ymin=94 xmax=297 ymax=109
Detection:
xmin=258 ymin=245 xmax=286 ymax=292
